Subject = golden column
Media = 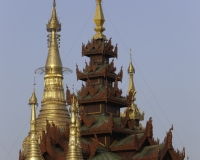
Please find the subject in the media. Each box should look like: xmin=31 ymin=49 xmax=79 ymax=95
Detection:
xmin=36 ymin=0 xmax=71 ymax=134
xmin=66 ymin=96 xmax=82 ymax=160
xmin=25 ymin=88 xmax=43 ymax=160
xmin=93 ymin=0 xmax=107 ymax=40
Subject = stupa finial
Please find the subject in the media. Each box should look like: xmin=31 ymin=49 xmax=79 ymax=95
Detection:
xmin=93 ymin=0 xmax=107 ymax=40
xmin=53 ymin=0 xmax=56 ymax=8
xmin=47 ymin=0 xmax=61 ymax=32
xmin=45 ymin=0 xmax=62 ymax=75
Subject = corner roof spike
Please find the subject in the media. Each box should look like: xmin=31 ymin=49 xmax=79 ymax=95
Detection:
xmin=93 ymin=0 xmax=107 ymax=40
xmin=46 ymin=0 xmax=61 ymax=32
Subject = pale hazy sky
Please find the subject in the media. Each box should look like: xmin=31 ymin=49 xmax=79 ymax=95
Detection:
xmin=0 ymin=0 xmax=199 ymax=159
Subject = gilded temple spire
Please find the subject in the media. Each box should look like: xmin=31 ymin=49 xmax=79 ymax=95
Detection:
xmin=47 ymin=0 xmax=61 ymax=32
xmin=46 ymin=0 xmax=62 ymax=75
xmin=93 ymin=0 xmax=107 ymax=40
xmin=127 ymin=49 xmax=136 ymax=95
xmin=35 ymin=0 xmax=71 ymax=136
xmin=121 ymin=49 xmax=144 ymax=121
xmin=25 ymin=87 xmax=43 ymax=160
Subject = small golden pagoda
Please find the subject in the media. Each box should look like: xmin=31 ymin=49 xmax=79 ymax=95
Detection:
xmin=25 ymin=87 xmax=43 ymax=160
xmin=36 ymin=0 xmax=71 ymax=134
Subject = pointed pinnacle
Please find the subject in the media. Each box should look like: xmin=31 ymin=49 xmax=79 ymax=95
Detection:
xmin=53 ymin=0 xmax=56 ymax=8
xmin=47 ymin=0 xmax=61 ymax=32
xmin=29 ymin=87 xmax=38 ymax=105
xmin=93 ymin=0 xmax=107 ymax=40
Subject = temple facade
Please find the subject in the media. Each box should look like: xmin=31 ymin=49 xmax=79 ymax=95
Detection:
xmin=19 ymin=0 xmax=185 ymax=160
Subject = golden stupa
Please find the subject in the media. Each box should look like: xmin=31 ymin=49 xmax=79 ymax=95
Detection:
xmin=36 ymin=0 xmax=71 ymax=134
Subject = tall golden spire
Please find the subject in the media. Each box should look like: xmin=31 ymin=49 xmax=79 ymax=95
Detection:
xmin=127 ymin=49 xmax=136 ymax=95
xmin=66 ymin=96 xmax=82 ymax=160
xmin=46 ymin=0 xmax=62 ymax=75
xmin=36 ymin=0 xmax=71 ymax=135
xmin=25 ymin=88 xmax=43 ymax=160
xmin=121 ymin=49 xmax=144 ymax=121
xmin=93 ymin=0 xmax=107 ymax=40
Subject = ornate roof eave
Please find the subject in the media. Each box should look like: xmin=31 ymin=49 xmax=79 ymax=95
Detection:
xmin=67 ymin=85 xmax=126 ymax=106
xmin=76 ymin=71 xmax=123 ymax=82
xmin=111 ymin=118 xmax=155 ymax=152
xmin=78 ymin=97 xmax=126 ymax=106
xmin=82 ymin=50 xmax=118 ymax=58
xmin=81 ymin=127 xmax=136 ymax=136
xmin=76 ymin=60 xmax=123 ymax=82
xmin=82 ymin=38 xmax=118 ymax=58
xmin=80 ymin=114 xmax=138 ymax=136
xmin=160 ymin=125 xmax=185 ymax=160
xmin=132 ymin=148 xmax=160 ymax=160
xmin=40 ymin=120 xmax=69 ymax=159
xmin=110 ymin=134 xmax=140 ymax=152
xmin=77 ymin=95 xmax=126 ymax=106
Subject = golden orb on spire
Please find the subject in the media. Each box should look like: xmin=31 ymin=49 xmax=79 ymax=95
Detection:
xmin=29 ymin=87 xmax=38 ymax=105
xmin=128 ymin=49 xmax=135 ymax=74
